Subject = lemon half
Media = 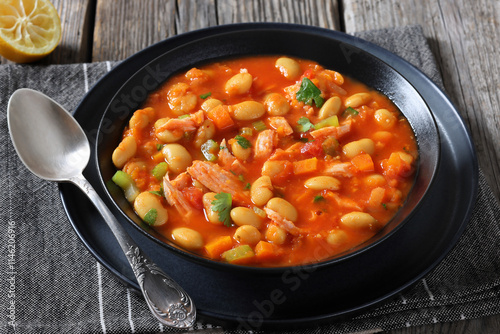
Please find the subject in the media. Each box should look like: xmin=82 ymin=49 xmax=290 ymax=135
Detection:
xmin=0 ymin=0 xmax=61 ymax=63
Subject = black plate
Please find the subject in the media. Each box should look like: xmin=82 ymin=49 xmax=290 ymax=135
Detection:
xmin=59 ymin=23 xmax=478 ymax=329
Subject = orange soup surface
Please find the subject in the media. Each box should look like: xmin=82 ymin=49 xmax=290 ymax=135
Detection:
xmin=111 ymin=56 xmax=418 ymax=267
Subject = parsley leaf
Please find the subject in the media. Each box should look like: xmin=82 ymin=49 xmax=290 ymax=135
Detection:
xmin=313 ymin=195 xmax=325 ymax=203
xmin=200 ymin=92 xmax=212 ymax=99
xmin=235 ymin=135 xmax=252 ymax=149
xmin=211 ymin=192 xmax=232 ymax=227
xmin=296 ymin=77 xmax=324 ymax=108
xmin=143 ymin=208 xmax=158 ymax=226
xmin=297 ymin=117 xmax=315 ymax=132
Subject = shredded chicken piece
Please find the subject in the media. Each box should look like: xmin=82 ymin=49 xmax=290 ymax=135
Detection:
xmin=323 ymin=162 xmax=354 ymax=178
xmin=155 ymin=110 xmax=204 ymax=137
xmin=268 ymin=117 xmax=294 ymax=136
xmin=254 ymin=129 xmax=277 ymax=160
xmin=264 ymin=207 xmax=303 ymax=236
xmin=187 ymin=161 xmax=251 ymax=205
xmin=163 ymin=174 xmax=195 ymax=218
xmin=218 ymin=139 xmax=247 ymax=174
xmin=310 ymin=120 xmax=352 ymax=139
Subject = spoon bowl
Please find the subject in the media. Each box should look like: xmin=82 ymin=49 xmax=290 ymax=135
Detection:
xmin=7 ymin=88 xmax=196 ymax=329
xmin=8 ymin=89 xmax=90 ymax=181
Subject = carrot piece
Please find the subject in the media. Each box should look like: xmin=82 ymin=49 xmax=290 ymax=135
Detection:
xmin=204 ymin=236 xmax=233 ymax=259
xmin=293 ymin=157 xmax=318 ymax=175
xmin=254 ymin=241 xmax=279 ymax=261
xmin=367 ymin=187 xmax=386 ymax=209
xmin=351 ymin=153 xmax=375 ymax=172
xmin=206 ymin=105 xmax=235 ymax=130
xmin=383 ymin=152 xmax=412 ymax=177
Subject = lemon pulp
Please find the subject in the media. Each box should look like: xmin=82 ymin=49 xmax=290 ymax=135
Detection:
xmin=0 ymin=0 xmax=61 ymax=63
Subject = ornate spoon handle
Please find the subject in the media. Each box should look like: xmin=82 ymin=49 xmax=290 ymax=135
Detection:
xmin=70 ymin=174 xmax=196 ymax=328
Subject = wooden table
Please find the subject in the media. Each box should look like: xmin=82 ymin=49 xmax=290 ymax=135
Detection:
xmin=3 ymin=1 xmax=498 ymax=333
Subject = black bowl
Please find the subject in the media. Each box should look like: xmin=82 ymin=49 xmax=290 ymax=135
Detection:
xmin=96 ymin=25 xmax=440 ymax=273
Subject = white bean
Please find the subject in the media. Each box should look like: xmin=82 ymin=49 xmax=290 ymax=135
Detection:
xmin=172 ymin=227 xmax=204 ymax=250
xmin=342 ymin=138 xmax=375 ymax=159
xmin=154 ymin=118 xmax=183 ymax=143
xmin=275 ymin=57 xmax=301 ymax=79
xmin=265 ymin=224 xmax=287 ymax=245
xmin=193 ymin=119 xmax=216 ymax=148
xmin=233 ymin=225 xmax=261 ymax=245
xmin=304 ymin=176 xmax=341 ymax=191
xmin=231 ymin=139 xmax=252 ymax=161
xmin=264 ymin=93 xmax=290 ymax=116
xmin=374 ymin=108 xmax=397 ymax=129
xmin=201 ymin=98 xmax=222 ymax=112
xmin=202 ymin=192 xmax=221 ymax=224
xmin=167 ymin=83 xmax=197 ymax=115
xmin=344 ymin=92 xmax=372 ymax=108
xmin=250 ymin=176 xmax=273 ymax=206
xmin=340 ymin=212 xmax=378 ymax=229
xmin=230 ymin=207 xmax=263 ymax=228
xmin=318 ymin=96 xmax=342 ymax=119
xmin=231 ymin=101 xmax=265 ymax=121
xmin=225 ymin=72 xmax=253 ymax=96
xmin=133 ymin=192 xmax=168 ymax=226
xmin=112 ymin=136 xmax=137 ymax=168
xmin=326 ymin=230 xmax=348 ymax=246
xmin=162 ymin=144 xmax=192 ymax=174
xmin=266 ymin=197 xmax=298 ymax=222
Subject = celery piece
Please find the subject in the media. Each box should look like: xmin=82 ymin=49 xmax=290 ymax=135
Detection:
xmin=252 ymin=120 xmax=267 ymax=132
xmin=314 ymin=115 xmax=339 ymax=130
xmin=152 ymin=162 xmax=169 ymax=180
xmin=111 ymin=171 xmax=140 ymax=202
xmin=201 ymin=139 xmax=219 ymax=162
xmin=222 ymin=245 xmax=255 ymax=263
xmin=240 ymin=127 xmax=253 ymax=136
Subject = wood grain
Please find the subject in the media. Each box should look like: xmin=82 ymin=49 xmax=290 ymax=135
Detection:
xmin=0 ymin=0 xmax=93 ymax=64
xmin=92 ymin=0 xmax=177 ymax=61
xmin=343 ymin=0 xmax=500 ymax=202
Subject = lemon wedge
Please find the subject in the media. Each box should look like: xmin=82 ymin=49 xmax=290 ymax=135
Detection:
xmin=0 ymin=0 xmax=61 ymax=63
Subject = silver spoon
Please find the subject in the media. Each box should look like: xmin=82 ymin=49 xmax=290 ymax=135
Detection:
xmin=7 ymin=88 xmax=196 ymax=329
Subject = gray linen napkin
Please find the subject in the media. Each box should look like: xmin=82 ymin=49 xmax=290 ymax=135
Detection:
xmin=1 ymin=25 xmax=499 ymax=334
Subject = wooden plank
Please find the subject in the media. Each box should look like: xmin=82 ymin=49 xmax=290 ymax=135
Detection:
xmin=92 ymin=0 xmax=177 ymax=61
xmin=343 ymin=0 xmax=500 ymax=202
xmin=216 ymin=0 xmax=340 ymax=29
xmin=0 ymin=0 xmax=93 ymax=64
xmin=92 ymin=0 xmax=340 ymax=62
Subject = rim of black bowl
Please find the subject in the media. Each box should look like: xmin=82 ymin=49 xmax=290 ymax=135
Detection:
xmin=96 ymin=23 xmax=441 ymax=274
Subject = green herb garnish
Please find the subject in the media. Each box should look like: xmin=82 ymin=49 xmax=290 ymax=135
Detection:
xmin=244 ymin=182 xmax=251 ymax=190
xmin=143 ymin=208 xmax=158 ymax=226
xmin=200 ymin=92 xmax=212 ymax=99
xmin=296 ymin=77 xmax=324 ymax=108
xmin=313 ymin=195 xmax=325 ymax=203
xmin=149 ymin=190 xmax=163 ymax=197
xmin=344 ymin=107 xmax=359 ymax=116
xmin=156 ymin=143 xmax=163 ymax=151
xmin=211 ymin=192 xmax=232 ymax=227
xmin=297 ymin=117 xmax=315 ymax=132
xmin=235 ymin=135 xmax=252 ymax=149
xmin=382 ymin=203 xmax=388 ymax=210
